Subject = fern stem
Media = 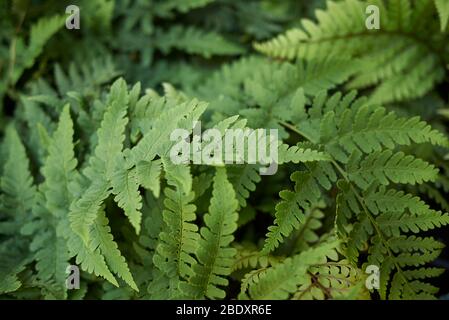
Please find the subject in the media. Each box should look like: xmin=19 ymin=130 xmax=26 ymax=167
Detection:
xmin=280 ymin=121 xmax=314 ymax=142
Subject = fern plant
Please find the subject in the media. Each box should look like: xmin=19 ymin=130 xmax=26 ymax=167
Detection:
xmin=255 ymin=0 xmax=449 ymax=104
xmin=1 ymin=0 xmax=449 ymax=301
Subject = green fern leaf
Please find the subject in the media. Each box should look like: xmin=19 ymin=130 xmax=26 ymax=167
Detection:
xmin=156 ymin=25 xmax=244 ymax=58
xmin=10 ymin=15 xmax=65 ymax=85
xmin=347 ymin=150 xmax=439 ymax=189
xmin=0 ymin=126 xmax=36 ymax=221
xmin=183 ymin=168 xmax=239 ymax=299
xmin=242 ymin=240 xmax=339 ymax=299
xmin=90 ymin=209 xmax=138 ymax=291
xmin=152 ymin=162 xmax=199 ymax=297
xmin=69 ymin=78 xmax=129 ymax=242
xmin=111 ymin=160 xmax=142 ymax=234
xmin=435 ymin=0 xmax=449 ymax=31
xmin=255 ymin=0 xmax=446 ymax=103
xmin=263 ymin=163 xmax=336 ymax=253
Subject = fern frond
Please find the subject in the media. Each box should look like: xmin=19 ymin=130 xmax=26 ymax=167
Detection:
xmin=364 ymin=185 xmax=433 ymax=215
xmin=347 ymin=150 xmax=439 ymax=189
xmin=196 ymin=57 xmax=359 ymax=135
xmin=321 ymin=105 xmax=449 ymax=159
xmin=278 ymin=142 xmax=331 ymax=164
xmin=377 ymin=211 xmax=449 ymax=236
xmin=287 ymin=204 xmax=326 ymax=254
xmin=111 ymin=162 xmax=142 ymax=234
xmin=0 ymin=240 xmax=30 ymax=294
xmin=241 ymin=240 xmax=339 ymax=299
xmin=69 ymin=78 xmax=129 ymax=242
xmin=263 ymin=163 xmax=337 ymax=253
xmin=23 ymin=106 xmax=77 ymax=298
xmin=152 ymin=163 xmax=199 ymax=297
xmin=227 ymin=165 xmax=261 ymax=208
xmin=0 ymin=126 xmax=36 ymax=222
xmin=183 ymin=168 xmax=239 ymax=299
xmin=90 ymin=209 xmax=138 ymax=291
xmin=41 ymin=105 xmax=77 ymax=218
xmin=255 ymin=0 xmax=446 ymax=103
xmin=68 ymin=181 xmax=111 ymax=245
xmin=10 ymin=15 xmax=65 ymax=85
xmin=128 ymin=98 xmax=207 ymax=164
xmin=156 ymin=25 xmax=244 ymax=58
xmin=294 ymin=260 xmax=368 ymax=300
xmin=337 ymin=180 xmax=447 ymax=300
xmin=66 ymin=226 xmax=118 ymax=287
xmin=53 ymin=55 xmax=120 ymax=96
xmin=387 ymin=236 xmax=444 ymax=253
xmin=232 ymin=244 xmax=280 ymax=272
xmin=28 ymin=214 xmax=69 ymax=299
xmin=136 ymin=159 xmax=162 ymax=198
xmin=0 ymin=126 xmax=37 ymax=293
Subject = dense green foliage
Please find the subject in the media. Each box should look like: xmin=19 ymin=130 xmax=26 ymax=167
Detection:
xmin=1 ymin=0 xmax=449 ymax=300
